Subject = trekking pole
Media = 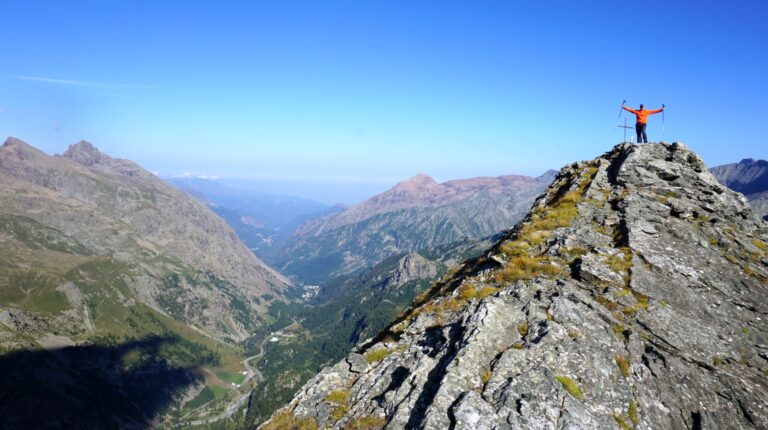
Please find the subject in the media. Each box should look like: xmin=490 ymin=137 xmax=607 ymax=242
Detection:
xmin=617 ymin=99 xmax=626 ymax=125
xmin=662 ymin=104 xmax=666 ymax=137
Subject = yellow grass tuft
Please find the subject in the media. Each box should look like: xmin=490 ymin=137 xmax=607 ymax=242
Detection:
xmin=517 ymin=321 xmax=529 ymax=337
xmin=364 ymin=348 xmax=392 ymax=364
xmin=614 ymin=355 xmax=631 ymax=377
xmin=555 ymin=375 xmax=583 ymax=400
xmin=261 ymin=410 xmax=318 ymax=430
xmin=494 ymin=255 xmax=562 ymax=283
xmin=344 ymin=415 xmax=387 ymax=430
xmin=481 ymin=369 xmax=493 ymax=384
xmin=326 ymin=390 xmax=350 ymax=405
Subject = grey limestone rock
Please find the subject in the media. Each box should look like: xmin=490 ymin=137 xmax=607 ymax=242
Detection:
xmin=262 ymin=143 xmax=768 ymax=430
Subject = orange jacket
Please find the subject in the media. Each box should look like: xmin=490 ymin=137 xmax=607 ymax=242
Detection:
xmin=623 ymin=106 xmax=663 ymax=124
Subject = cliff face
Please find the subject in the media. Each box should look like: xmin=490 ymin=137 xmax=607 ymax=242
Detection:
xmin=262 ymin=143 xmax=768 ymax=430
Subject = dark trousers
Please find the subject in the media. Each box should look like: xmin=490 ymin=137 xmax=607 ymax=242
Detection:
xmin=635 ymin=123 xmax=647 ymax=143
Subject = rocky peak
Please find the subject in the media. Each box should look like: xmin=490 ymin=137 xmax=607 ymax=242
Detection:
xmin=59 ymin=140 xmax=150 ymax=178
xmin=1 ymin=137 xmax=46 ymax=158
xmin=403 ymin=173 xmax=437 ymax=185
xmin=263 ymin=142 xmax=768 ymax=429
xmin=712 ymin=157 xmax=768 ymax=199
xmin=740 ymin=158 xmax=767 ymax=167
xmin=3 ymin=136 xmax=30 ymax=149
xmin=62 ymin=140 xmax=110 ymax=167
xmin=386 ymin=173 xmax=446 ymax=201
xmin=386 ymin=252 xmax=439 ymax=289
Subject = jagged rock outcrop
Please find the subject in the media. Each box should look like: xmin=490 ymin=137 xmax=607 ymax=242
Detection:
xmin=262 ymin=143 xmax=768 ymax=430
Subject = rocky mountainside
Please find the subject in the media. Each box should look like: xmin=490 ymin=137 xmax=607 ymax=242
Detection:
xmin=275 ymin=172 xmax=556 ymax=282
xmin=244 ymin=235 xmax=497 ymax=427
xmin=712 ymin=158 xmax=768 ymax=220
xmin=262 ymin=142 xmax=768 ymax=430
xmin=0 ymin=137 xmax=289 ymax=346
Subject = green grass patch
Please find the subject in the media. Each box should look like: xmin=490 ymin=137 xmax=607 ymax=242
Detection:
xmin=613 ymin=414 xmax=632 ymax=430
xmin=365 ymin=348 xmax=392 ymax=364
xmin=481 ymin=369 xmax=493 ymax=384
xmin=215 ymin=370 xmax=245 ymax=385
xmin=555 ymin=375 xmax=583 ymax=400
xmin=185 ymin=386 xmax=215 ymax=409
xmin=330 ymin=403 xmax=350 ymax=421
xmin=611 ymin=324 xmax=630 ymax=341
xmin=604 ymin=248 xmax=633 ymax=277
xmin=325 ymin=390 xmax=350 ymax=405
xmin=261 ymin=410 xmax=318 ymax=430
xmin=628 ymin=400 xmax=639 ymax=425
xmin=208 ymin=385 xmax=230 ymax=398
xmin=345 ymin=415 xmax=387 ymax=429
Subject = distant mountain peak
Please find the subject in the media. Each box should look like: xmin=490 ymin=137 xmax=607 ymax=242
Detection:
xmin=62 ymin=140 xmax=110 ymax=167
xmin=3 ymin=136 xmax=30 ymax=148
xmin=280 ymin=170 xmax=551 ymax=281
xmin=386 ymin=173 xmax=444 ymax=198
xmin=536 ymin=169 xmax=559 ymax=181
xmin=738 ymin=158 xmax=767 ymax=167
xmin=2 ymin=137 xmax=45 ymax=156
xmin=403 ymin=173 xmax=437 ymax=184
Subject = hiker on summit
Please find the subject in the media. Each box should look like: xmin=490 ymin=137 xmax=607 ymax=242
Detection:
xmin=622 ymin=104 xmax=664 ymax=143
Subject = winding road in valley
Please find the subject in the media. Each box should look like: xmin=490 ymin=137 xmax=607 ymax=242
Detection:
xmin=173 ymin=329 xmax=288 ymax=427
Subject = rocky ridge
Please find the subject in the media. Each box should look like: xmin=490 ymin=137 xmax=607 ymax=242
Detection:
xmin=262 ymin=142 xmax=768 ymax=430
xmin=276 ymin=172 xmax=555 ymax=282
xmin=0 ymin=137 xmax=289 ymax=344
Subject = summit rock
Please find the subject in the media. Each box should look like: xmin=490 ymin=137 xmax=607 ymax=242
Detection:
xmin=262 ymin=142 xmax=768 ymax=430
xmin=62 ymin=140 xmax=109 ymax=166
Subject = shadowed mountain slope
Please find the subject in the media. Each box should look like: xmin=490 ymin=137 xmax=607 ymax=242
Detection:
xmin=0 ymin=336 xmax=196 ymax=430
xmin=263 ymin=142 xmax=768 ymax=430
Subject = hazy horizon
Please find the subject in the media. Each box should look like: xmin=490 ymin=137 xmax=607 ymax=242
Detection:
xmin=2 ymin=1 xmax=767 ymax=202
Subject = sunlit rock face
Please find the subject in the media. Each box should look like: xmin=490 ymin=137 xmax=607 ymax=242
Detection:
xmin=263 ymin=142 xmax=768 ymax=430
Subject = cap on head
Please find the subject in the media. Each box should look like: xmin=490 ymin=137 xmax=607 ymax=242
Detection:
xmin=640 ymin=104 xmax=644 ymax=109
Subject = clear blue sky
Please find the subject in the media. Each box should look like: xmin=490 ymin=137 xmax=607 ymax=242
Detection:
xmin=1 ymin=1 xmax=766 ymax=203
